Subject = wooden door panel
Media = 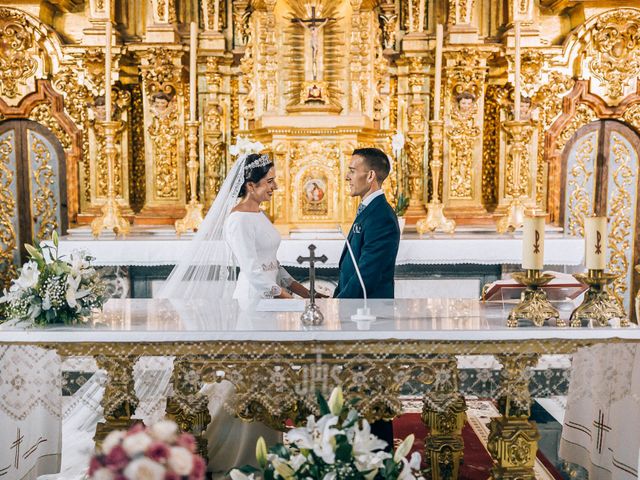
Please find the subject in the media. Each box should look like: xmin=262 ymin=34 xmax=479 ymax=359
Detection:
xmin=0 ymin=128 xmax=20 ymax=280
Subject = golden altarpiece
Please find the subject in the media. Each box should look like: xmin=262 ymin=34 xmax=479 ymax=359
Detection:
xmin=1 ymin=0 xmax=640 ymax=312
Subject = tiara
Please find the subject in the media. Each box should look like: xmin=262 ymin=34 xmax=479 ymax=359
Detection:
xmin=244 ymin=154 xmax=271 ymax=171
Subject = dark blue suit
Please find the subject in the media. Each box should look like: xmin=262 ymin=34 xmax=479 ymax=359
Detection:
xmin=334 ymin=194 xmax=400 ymax=299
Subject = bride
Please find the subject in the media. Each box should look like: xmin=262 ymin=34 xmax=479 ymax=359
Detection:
xmin=159 ymin=141 xmax=310 ymax=474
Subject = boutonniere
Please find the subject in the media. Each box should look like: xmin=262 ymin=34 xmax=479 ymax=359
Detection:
xmin=353 ymin=223 xmax=362 ymax=234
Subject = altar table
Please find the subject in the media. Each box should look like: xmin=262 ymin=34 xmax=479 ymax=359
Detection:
xmin=1 ymin=298 xmax=638 ymax=480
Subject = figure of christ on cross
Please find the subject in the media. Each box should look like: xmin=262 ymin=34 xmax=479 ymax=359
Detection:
xmin=291 ymin=6 xmax=335 ymax=81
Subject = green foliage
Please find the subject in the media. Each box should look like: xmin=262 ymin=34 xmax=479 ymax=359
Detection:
xmin=394 ymin=193 xmax=409 ymax=217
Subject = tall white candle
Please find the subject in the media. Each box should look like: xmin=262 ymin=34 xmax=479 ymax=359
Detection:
xmin=190 ymin=21 xmax=198 ymax=121
xmin=522 ymin=215 xmax=545 ymax=270
xmin=419 ymin=1 xmax=425 ymax=32
xmin=105 ymin=0 xmax=112 ymax=122
xmin=433 ymin=24 xmax=443 ymax=121
xmin=585 ymin=216 xmax=608 ymax=270
xmin=514 ymin=21 xmax=521 ymax=121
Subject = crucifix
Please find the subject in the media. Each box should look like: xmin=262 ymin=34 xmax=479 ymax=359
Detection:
xmin=291 ymin=6 xmax=335 ymax=81
xmin=297 ymin=244 xmax=328 ymax=325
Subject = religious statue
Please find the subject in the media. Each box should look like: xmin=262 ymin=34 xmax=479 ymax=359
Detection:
xmin=448 ymin=91 xmax=480 ymax=198
xmin=148 ymin=89 xmax=180 ymax=198
xmin=291 ymin=6 xmax=335 ymax=81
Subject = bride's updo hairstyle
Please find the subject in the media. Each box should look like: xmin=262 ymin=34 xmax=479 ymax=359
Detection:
xmin=239 ymin=153 xmax=275 ymax=197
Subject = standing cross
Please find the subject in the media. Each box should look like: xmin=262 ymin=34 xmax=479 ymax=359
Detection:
xmin=297 ymin=244 xmax=328 ymax=303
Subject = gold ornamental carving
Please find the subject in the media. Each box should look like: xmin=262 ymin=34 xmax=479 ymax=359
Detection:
xmin=622 ymin=103 xmax=640 ymax=134
xmin=556 ymin=103 xmax=598 ymax=153
xmin=0 ymin=133 xmax=17 ymax=287
xmin=447 ymin=92 xmax=480 ymax=199
xmin=482 ymin=85 xmax=507 ymax=208
xmin=29 ymin=133 xmax=59 ymax=242
xmin=586 ymin=9 xmax=640 ymax=101
xmin=0 ymin=8 xmax=38 ymax=101
xmin=566 ymin=132 xmax=596 ymax=237
xmin=28 ymin=103 xmax=72 ymax=151
xmin=139 ymin=48 xmax=186 ymax=209
xmin=606 ymin=134 xmax=637 ymax=306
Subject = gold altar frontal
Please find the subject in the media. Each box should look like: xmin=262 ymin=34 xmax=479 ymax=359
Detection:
xmin=4 ymin=298 xmax=640 ymax=480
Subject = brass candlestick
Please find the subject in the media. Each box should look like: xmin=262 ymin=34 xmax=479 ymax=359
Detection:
xmin=507 ymin=269 xmax=562 ymax=327
xmin=175 ymin=120 xmax=204 ymax=235
xmin=570 ymin=270 xmax=628 ymax=327
xmin=497 ymin=120 xmax=532 ymax=234
xmin=417 ymin=120 xmax=455 ymax=235
xmin=91 ymin=120 xmax=130 ymax=237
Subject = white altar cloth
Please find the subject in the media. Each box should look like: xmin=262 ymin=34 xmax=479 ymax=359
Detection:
xmin=55 ymin=235 xmax=585 ymax=268
xmin=1 ymin=298 xmax=637 ymax=344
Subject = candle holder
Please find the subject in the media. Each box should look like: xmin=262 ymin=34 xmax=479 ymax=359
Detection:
xmin=91 ymin=120 xmax=130 ymax=237
xmin=175 ymin=120 xmax=204 ymax=235
xmin=570 ymin=270 xmax=628 ymax=327
xmin=417 ymin=120 xmax=456 ymax=235
xmin=507 ymin=269 xmax=562 ymax=327
xmin=497 ymin=120 xmax=532 ymax=234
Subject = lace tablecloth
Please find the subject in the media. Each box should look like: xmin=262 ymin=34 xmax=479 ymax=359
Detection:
xmin=0 ymin=346 xmax=61 ymax=479
xmin=560 ymin=343 xmax=640 ymax=480
xmin=56 ymin=236 xmax=585 ymax=268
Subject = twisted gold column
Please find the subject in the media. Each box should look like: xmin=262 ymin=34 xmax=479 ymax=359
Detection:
xmin=175 ymin=120 xmax=204 ymax=235
xmin=94 ymin=354 xmax=140 ymax=447
xmin=417 ymin=120 xmax=456 ymax=235
xmin=487 ymin=354 xmax=540 ymax=480
xmin=91 ymin=120 xmax=130 ymax=237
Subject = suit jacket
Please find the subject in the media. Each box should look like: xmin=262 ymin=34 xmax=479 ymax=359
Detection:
xmin=334 ymin=194 xmax=400 ymax=299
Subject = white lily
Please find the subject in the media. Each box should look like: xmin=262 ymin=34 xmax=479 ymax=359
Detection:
xmin=327 ymin=386 xmax=344 ymax=416
xmin=16 ymin=261 xmax=40 ymax=289
xmin=69 ymin=250 xmax=90 ymax=277
xmin=394 ymin=434 xmax=415 ymax=462
xmin=347 ymin=418 xmax=389 ymax=470
xmin=398 ymin=452 xmax=422 ymax=480
xmin=229 ymin=470 xmax=256 ymax=480
xmin=286 ymin=413 xmax=341 ymax=464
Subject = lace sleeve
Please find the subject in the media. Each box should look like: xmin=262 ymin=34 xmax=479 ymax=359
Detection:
xmin=225 ymin=215 xmax=282 ymax=298
xmin=277 ymin=263 xmax=294 ymax=288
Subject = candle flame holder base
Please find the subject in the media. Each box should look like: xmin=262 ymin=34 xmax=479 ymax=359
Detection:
xmin=508 ymin=269 xmax=562 ymax=327
xmin=175 ymin=200 xmax=205 ymax=236
xmin=496 ymin=198 xmax=525 ymax=234
xmin=417 ymin=202 xmax=456 ymax=235
xmin=570 ymin=270 xmax=628 ymax=327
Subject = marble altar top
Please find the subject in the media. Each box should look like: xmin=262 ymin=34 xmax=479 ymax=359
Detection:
xmin=0 ymin=298 xmax=637 ymax=343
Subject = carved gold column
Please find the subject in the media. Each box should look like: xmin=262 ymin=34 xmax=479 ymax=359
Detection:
xmin=94 ymin=354 xmax=140 ymax=446
xmin=487 ymin=354 xmax=541 ymax=480
xmin=203 ymin=57 xmax=227 ymax=207
xmin=91 ymin=120 xmax=130 ymax=236
xmin=137 ymin=48 xmax=187 ymax=222
xmin=442 ymin=48 xmax=490 ymax=221
xmin=175 ymin=121 xmax=204 ymax=235
xmin=404 ymin=57 xmax=428 ymax=224
xmin=497 ymin=120 xmax=534 ymax=233
xmin=417 ymin=120 xmax=456 ymax=234
xmin=422 ymin=356 xmax=466 ymax=480
xmin=166 ymin=356 xmax=212 ymax=459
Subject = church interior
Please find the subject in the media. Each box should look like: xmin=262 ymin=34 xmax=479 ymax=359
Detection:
xmin=1 ymin=0 xmax=640 ymax=479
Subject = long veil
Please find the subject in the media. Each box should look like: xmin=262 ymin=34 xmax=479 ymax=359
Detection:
xmin=158 ymin=138 xmax=264 ymax=300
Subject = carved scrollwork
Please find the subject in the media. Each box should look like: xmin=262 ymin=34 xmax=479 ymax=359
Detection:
xmin=0 ymin=133 xmax=17 ymax=287
xmin=587 ymin=9 xmax=640 ymax=100
xmin=0 ymin=8 xmax=38 ymax=100
xmin=29 ymin=133 xmax=58 ymax=242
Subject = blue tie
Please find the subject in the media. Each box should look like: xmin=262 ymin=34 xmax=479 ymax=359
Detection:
xmin=356 ymin=203 xmax=366 ymax=217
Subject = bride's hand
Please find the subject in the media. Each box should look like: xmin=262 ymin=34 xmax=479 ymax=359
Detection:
xmin=277 ymin=290 xmax=293 ymax=299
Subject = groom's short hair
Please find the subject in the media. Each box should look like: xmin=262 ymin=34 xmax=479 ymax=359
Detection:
xmin=353 ymin=147 xmax=391 ymax=183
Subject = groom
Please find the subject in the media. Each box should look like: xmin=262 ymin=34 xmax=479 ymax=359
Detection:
xmin=333 ymin=147 xmax=400 ymax=448
xmin=334 ymin=147 xmax=400 ymax=299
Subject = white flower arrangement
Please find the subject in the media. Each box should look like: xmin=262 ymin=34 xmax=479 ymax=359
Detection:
xmin=0 ymin=232 xmax=111 ymax=325
xmin=391 ymin=132 xmax=405 ymax=156
xmin=231 ymin=387 xmax=423 ymax=480
xmin=230 ymin=136 xmax=265 ymax=157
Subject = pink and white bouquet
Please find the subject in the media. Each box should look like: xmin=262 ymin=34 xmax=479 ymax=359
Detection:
xmin=88 ymin=420 xmax=206 ymax=480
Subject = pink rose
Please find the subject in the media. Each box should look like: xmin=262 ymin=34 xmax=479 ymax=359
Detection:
xmin=104 ymin=445 xmax=129 ymax=471
xmin=128 ymin=422 xmax=146 ymax=434
xmin=175 ymin=433 xmax=197 ymax=453
xmin=167 ymin=447 xmax=193 ymax=476
xmin=89 ymin=456 xmax=104 ymax=476
xmin=147 ymin=442 xmax=170 ymax=463
xmin=189 ymin=456 xmax=206 ymax=480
